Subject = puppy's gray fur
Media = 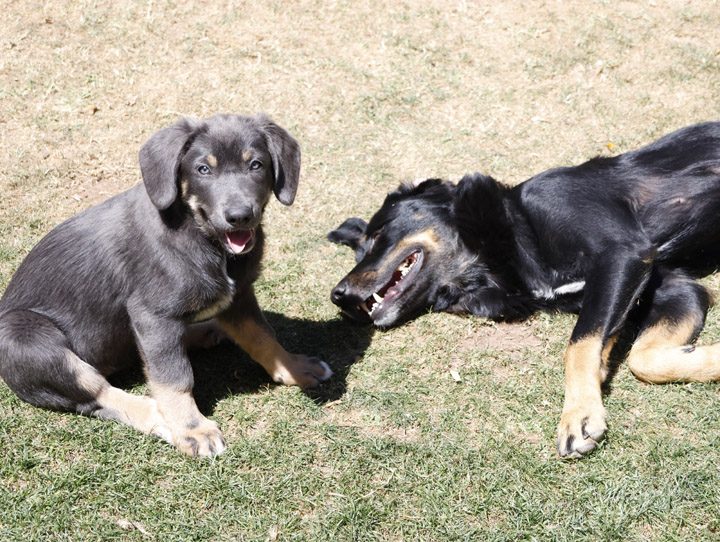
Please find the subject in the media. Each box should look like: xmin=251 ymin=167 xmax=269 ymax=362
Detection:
xmin=0 ymin=114 xmax=332 ymax=457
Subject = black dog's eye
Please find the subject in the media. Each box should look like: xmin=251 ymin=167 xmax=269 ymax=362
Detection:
xmin=197 ymin=165 xmax=211 ymax=175
xmin=367 ymin=229 xmax=383 ymax=251
xmin=250 ymin=160 xmax=263 ymax=170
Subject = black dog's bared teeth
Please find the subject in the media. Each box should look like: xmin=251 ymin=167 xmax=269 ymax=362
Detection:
xmin=358 ymin=251 xmax=421 ymax=316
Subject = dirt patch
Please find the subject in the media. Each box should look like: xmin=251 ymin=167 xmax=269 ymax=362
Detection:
xmin=460 ymin=322 xmax=543 ymax=353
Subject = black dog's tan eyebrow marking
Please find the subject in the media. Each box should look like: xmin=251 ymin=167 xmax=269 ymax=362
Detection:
xmin=242 ymin=150 xmax=253 ymax=162
xmin=206 ymin=154 xmax=218 ymax=167
xmin=371 ymin=228 xmax=441 ymax=278
xmin=396 ymin=229 xmax=440 ymax=251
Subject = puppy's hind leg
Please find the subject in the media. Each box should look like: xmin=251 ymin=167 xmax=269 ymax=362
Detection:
xmin=0 ymin=309 xmax=172 ymax=443
xmin=627 ymin=272 xmax=720 ymax=383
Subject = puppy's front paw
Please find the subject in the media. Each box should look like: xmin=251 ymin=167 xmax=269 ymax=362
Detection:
xmin=272 ymin=355 xmax=333 ymax=389
xmin=174 ymin=418 xmax=227 ymax=458
xmin=556 ymin=404 xmax=607 ymax=459
xmin=185 ymin=320 xmax=230 ymax=350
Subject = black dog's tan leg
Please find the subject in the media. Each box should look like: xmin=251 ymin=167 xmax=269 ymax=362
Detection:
xmin=557 ymin=334 xmax=607 ymax=458
xmin=94 ymin=385 xmax=173 ymax=443
xmin=627 ymin=319 xmax=720 ymax=382
xmin=557 ymin=243 xmax=654 ymax=458
xmin=217 ymin=290 xmax=332 ymax=389
xmin=627 ymin=273 xmax=716 ymax=383
xmin=0 ymin=309 xmax=174 ymax=443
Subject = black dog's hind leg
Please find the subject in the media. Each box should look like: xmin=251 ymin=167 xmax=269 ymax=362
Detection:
xmin=626 ymin=270 xmax=719 ymax=382
xmin=557 ymin=243 xmax=654 ymax=459
xmin=0 ymin=309 xmax=173 ymax=442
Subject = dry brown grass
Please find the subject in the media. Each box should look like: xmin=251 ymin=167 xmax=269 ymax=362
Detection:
xmin=2 ymin=1 xmax=718 ymax=289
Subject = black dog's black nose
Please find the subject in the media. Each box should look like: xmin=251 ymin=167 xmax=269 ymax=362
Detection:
xmin=331 ymin=283 xmax=347 ymax=305
xmin=225 ymin=206 xmax=254 ymax=227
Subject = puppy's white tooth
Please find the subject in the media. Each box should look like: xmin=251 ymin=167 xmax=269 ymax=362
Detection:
xmin=359 ymin=302 xmax=370 ymax=313
xmin=373 ymin=293 xmax=383 ymax=303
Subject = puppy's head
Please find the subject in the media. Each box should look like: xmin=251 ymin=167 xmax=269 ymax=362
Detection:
xmin=328 ymin=179 xmax=461 ymax=329
xmin=139 ymin=113 xmax=300 ymax=255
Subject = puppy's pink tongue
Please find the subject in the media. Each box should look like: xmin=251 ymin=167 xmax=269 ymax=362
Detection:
xmin=225 ymin=230 xmax=253 ymax=254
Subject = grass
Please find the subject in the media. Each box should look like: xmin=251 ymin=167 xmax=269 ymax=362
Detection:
xmin=2 ymin=0 xmax=720 ymax=540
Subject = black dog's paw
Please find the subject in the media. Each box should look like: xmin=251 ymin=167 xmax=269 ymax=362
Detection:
xmin=556 ymin=404 xmax=607 ymax=458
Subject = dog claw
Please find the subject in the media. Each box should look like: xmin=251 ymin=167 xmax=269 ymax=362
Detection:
xmin=557 ymin=406 xmax=607 ymax=459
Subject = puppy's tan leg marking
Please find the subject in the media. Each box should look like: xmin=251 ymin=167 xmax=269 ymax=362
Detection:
xmin=150 ymin=383 xmax=226 ymax=457
xmin=557 ymin=335 xmax=607 ymax=458
xmin=96 ymin=387 xmax=174 ymax=443
xmin=218 ymin=317 xmax=332 ymax=389
xmin=627 ymin=316 xmax=720 ymax=383
xmin=65 ymin=351 xmax=173 ymax=443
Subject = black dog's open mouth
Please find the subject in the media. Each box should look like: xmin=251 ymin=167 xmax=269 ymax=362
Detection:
xmin=224 ymin=229 xmax=254 ymax=255
xmin=358 ymin=250 xmax=424 ymax=319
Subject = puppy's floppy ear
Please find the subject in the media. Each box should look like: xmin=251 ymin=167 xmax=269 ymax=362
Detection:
xmin=139 ymin=117 xmax=199 ymax=210
xmin=253 ymin=113 xmax=301 ymax=206
xmin=328 ymin=218 xmax=368 ymax=260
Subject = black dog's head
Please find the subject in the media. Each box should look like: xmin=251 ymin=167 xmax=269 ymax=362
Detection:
xmin=139 ymin=113 xmax=300 ymax=255
xmin=328 ymin=179 xmax=470 ymax=329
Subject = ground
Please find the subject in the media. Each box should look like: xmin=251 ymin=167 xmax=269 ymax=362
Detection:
xmin=1 ymin=1 xmax=720 ymax=541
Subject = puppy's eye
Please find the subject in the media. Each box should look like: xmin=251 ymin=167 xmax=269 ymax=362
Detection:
xmin=197 ymin=165 xmax=211 ymax=175
xmin=250 ymin=160 xmax=263 ymax=170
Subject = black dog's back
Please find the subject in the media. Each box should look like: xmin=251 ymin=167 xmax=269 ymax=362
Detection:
xmin=515 ymin=122 xmax=720 ymax=276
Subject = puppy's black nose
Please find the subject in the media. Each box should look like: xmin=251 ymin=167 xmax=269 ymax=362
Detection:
xmin=225 ymin=206 xmax=254 ymax=227
xmin=331 ymin=283 xmax=347 ymax=305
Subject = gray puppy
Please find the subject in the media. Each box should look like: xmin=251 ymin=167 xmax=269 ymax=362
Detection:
xmin=0 ymin=114 xmax=332 ymax=457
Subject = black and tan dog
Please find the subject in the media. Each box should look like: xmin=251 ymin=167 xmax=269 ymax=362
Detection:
xmin=329 ymin=122 xmax=720 ymax=458
xmin=0 ymin=114 xmax=332 ymax=457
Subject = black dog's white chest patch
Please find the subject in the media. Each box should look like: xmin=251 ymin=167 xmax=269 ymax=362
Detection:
xmin=532 ymin=280 xmax=586 ymax=300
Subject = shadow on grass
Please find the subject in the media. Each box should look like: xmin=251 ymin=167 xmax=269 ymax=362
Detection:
xmin=182 ymin=312 xmax=374 ymax=414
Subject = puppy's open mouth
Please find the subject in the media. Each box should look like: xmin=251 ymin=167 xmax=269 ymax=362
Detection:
xmin=358 ymin=250 xmax=423 ymax=318
xmin=224 ymin=229 xmax=254 ymax=255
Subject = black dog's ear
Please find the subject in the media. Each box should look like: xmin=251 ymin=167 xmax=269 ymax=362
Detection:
xmin=139 ymin=118 xmax=199 ymax=211
xmin=327 ymin=217 xmax=368 ymax=254
xmin=253 ymin=113 xmax=301 ymax=206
